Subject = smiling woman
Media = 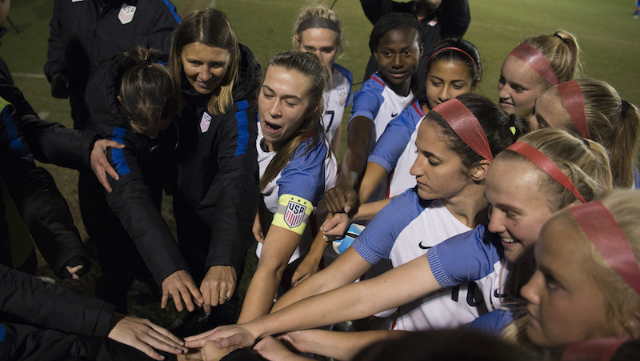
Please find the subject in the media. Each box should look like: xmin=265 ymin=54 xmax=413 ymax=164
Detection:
xmin=167 ymin=7 xmax=262 ymax=331
xmin=497 ymin=30 xmax=580 ymax=117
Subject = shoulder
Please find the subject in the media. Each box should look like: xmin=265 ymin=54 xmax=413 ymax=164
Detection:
xmin=333 ymin=63 xmax=353 ymax=85
xmin=359 ymin=73 xmax=386 ymax=93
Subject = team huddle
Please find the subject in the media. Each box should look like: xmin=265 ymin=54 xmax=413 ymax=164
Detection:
xmin=1 ymin=0 xmax=640 ymax=360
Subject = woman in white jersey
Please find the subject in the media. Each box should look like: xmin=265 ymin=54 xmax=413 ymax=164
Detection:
xmin=241 ymin=51 xmax=337 ymax=323
xmin=292 ymin=5 xmax=352 ymax=155
xmin=339 ymin=13 xmax=422 ymax=192
xmin=183 ymin=129 xmax=612 ymax=360
xmin=321 ymin=38 xmax=483 ymax=240
xmin=187 ymin=93 xmax=521 ymax=351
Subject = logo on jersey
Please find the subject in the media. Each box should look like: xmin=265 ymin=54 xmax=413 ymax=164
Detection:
xmin=284 ymin=201 xmax=307 ymax=228
xmin=200 ymin=112 xmax=212 ymax=133
xmin=337 ymin=86 xmax=348 ymax=106
xmin=391 ymin=112 xmax=399 ymax=118
xmin=493 ymin=289 xmax=509 ymax=299
xmin=418 ymin=241 xmax=432 ymax=250
xmin=118 ymin=4 xmax=137 ymax=24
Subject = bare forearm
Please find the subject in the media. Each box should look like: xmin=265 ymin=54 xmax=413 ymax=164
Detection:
xmin=302 ymin=329 xmax=405 ymax=360
xmin=358 ymin=162 xmax=388 ymax=204
xmin=352 ymin=198 xmax=391 ymax=221
xmin=238 ymin=266 xmax=285 ymax=323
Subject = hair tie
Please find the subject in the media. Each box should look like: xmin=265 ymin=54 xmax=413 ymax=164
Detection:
xmin=569 ymin=201 xmax=640 ymax=296
xmin=557 ymin=81 xmax=590 ymax=139
xmin=508 ymin=114 xmax=517 ymax=137
xmin=621 ymin=99 xmax=631 ymax=117
xmin=427 ymin=47 xmax=479 ymax=79
xmin=507 ymin=142 xmax=586 ymax=203
xmin=554 ymin=33 xmax=565 ymax=42
xmin=509 ymin=43 xmax=559 ymax=85
xmin=296 ymin=17 xmax=341 ymax=36
xmin=433 ymin=98 xmax=493 ymax=161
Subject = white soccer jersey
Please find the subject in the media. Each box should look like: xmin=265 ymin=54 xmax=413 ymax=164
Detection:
xmin=351 ymin=189 xmax=484 ymax=331
xmin=350 ymin=73 xmax=413 ymax=201
xmin=427 ymin=224 xmax=511 ymax=317
xmin=388 ymin=118 xmax=421 ymax=197
xmin=256 ymin=124 xmax=337 ymax=263
xmin=322 ymin=63 xmax=352 ymax=145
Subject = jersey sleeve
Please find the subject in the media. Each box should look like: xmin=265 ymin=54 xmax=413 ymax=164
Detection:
xmin=426 ymin=223 xmax=503 ymax=288
xmin=368 ymin=100 xmax=423 ymax=172
xmin=351 ymin=189 xmax=426 ymax=264
xmin=276 ymin=138 xmax=328 ymax=207
xmin=348 ymin=75 xmax=385 ymax=125
xmin=464 ymin=307 xmax=515 ymax=336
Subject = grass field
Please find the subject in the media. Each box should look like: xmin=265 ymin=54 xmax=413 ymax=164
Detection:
xmin=2 ymin=0 xmax=639 ymax=325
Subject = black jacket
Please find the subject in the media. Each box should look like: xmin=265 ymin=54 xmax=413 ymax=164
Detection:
xmin=44 ymin=0 xmax=180 ymax=129
xmin=0 ymin=264 xmax=170 ymax=361
xmin=174 ymin=44 xmax=261 ymax=272
xmin=0 ymin=57 xmax=92 ymax=279
xmin=83 ymin=55 xmax=189 ymax=286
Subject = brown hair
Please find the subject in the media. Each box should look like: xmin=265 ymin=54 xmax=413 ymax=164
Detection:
xmin=117 ymin=46 xmax=177 ymax=130
xmin=426 ymin=93 xmax=526 ymax=170
xmin=259 ymin=51 xmax=330 ymax=191
xmin=170 ymin=8 xmax=240 ymax=115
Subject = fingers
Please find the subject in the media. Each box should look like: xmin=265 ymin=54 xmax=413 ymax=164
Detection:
xmin=184 ymin=332 xmax=215 ymax=349
xmin=252 ymin=227 xmax=265 ymax=243
xmin=321 ymin=213 xmax=350 ymax=237
xmin=66 ymin=265 xmax=83 ymax=280
xmin=215 ymin=333 xmax=244 ymax=349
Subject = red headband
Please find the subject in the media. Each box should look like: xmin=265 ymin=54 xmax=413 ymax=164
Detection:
xmin=569 ymin=201 xmax=640 ymax=296
xmin=428 ymin=47 xmax=479 ymax=78
xmin=507 ymin=142 xmax=586 ymax=203
xmin=557 ymin=81 xmax=590 ymax=139
xmin=509 ymin=43 xmax=559 ymax=85
xmin=433 ymin=98 xmax=493 ymax=161
xmin=561 ymin=338 xmax=628 ymax=361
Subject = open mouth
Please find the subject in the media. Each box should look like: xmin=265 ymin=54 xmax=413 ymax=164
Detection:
xmin=501 ymin=237 xmax=515 ymax=244
xmin=263 ymin=120 xmax=282 ymax=133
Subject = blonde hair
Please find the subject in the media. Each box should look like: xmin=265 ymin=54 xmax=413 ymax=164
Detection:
xmin=581 ymin=190 xmax=640 ymax=336
xmin=523 ymin=30 xmax=581 ymax=85
xmin=292 ymin=5 xmax=343 ymax=55
xmin=497 ymin=129 xmax=612 ymax=213
xmin=554 ymin=79 xmax=640 ymax=188
xmin=499 ymin=131 xmax=614 ymax=346
xmin=170 ymin=8 xmax=240 ymax=115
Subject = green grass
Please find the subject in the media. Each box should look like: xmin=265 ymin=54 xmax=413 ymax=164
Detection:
xmin=3 ymin=0 xmax=639 ymax=326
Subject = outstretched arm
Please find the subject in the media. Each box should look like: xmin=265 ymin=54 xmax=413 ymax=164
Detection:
xmin=277 ymin=329 xmax=405 ymax=361
xmin=185 ymin=255 xmax=439 ymax=349
xmin=340 ymin=116 xmax=374 ymax=189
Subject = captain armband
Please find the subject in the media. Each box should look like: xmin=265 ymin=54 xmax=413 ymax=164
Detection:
xmin=272 ymin=194 xmax=315 ymax=235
